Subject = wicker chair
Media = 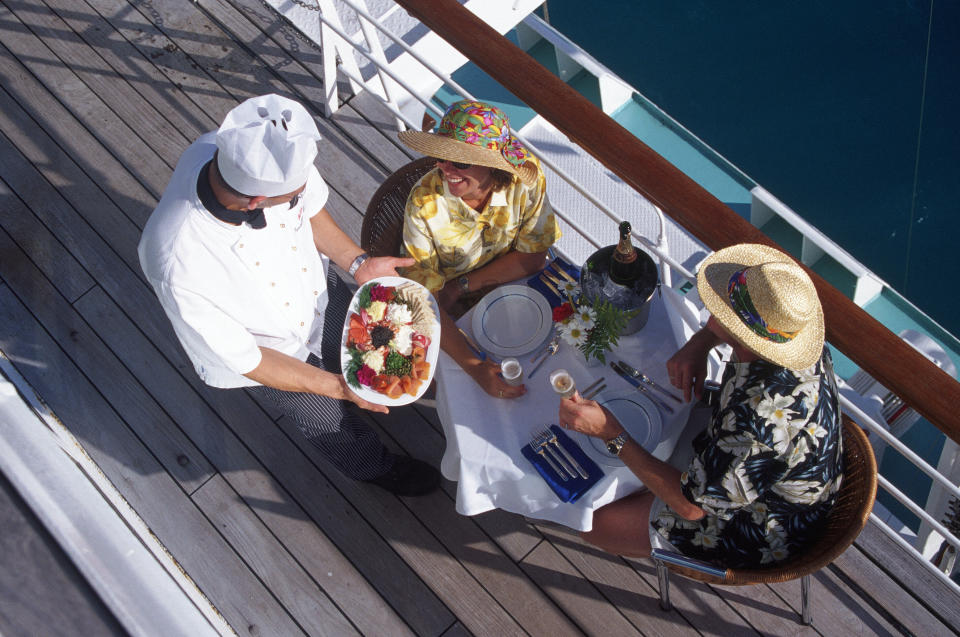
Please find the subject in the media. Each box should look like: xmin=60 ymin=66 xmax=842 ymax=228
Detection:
xmin=360 ymin=156 xmax=436 ymax=257
xmin=651 ymin=415 xmax=877 ymax=625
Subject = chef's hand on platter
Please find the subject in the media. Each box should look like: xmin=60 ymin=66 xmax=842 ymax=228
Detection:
xmin=354 ymin=256 xmax=416 ymax=285
xmin=466 ymin=359 xmax=526 ymax=399
xmin=336 ymin=376 xmax=389 ymax=414
xmin=558 ymin=393 xmax=623 ymax=439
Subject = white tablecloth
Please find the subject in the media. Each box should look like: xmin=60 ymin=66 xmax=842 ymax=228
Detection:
xmin=435 ymin=285 xmax=704 ymax=531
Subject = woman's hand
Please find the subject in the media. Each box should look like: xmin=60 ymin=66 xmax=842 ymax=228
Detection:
xmin=354 ymin=256 xmax=416 ymax=284
xmin=465 ymin=359 xmax=526 ymax=399
xmin=436 ymin=279 xmax=464 ymax=312
xmin=558 ymin=393 xmax=623 ymax=439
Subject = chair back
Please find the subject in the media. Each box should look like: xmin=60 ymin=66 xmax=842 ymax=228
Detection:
xmin=361 ymin=156 xmax=436 ymax=257
xmin=669 ymin=415 xmax=878 ymax=585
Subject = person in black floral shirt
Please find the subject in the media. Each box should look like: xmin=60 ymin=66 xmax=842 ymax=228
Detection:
xmin=559 ymin=243 xmax=843 ymax=568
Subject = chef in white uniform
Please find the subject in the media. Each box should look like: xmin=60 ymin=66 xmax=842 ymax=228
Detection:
xmin=138 ymin=94 xmax=440 ymax=496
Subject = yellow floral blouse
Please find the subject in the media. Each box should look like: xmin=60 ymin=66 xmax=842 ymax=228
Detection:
xmin=400 ymin=159 xmax=561 ymax=292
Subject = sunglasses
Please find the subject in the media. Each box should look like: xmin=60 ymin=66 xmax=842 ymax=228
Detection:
xmin=433 ymin=157 xmax=473 ymax=170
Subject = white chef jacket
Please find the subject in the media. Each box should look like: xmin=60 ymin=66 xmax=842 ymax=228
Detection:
xmin=138 ymin=132 xmax=331 ymax=388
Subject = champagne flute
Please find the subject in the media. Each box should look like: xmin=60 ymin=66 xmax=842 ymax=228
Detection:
xmin=549 ymin=368 xmax=577 ymax=399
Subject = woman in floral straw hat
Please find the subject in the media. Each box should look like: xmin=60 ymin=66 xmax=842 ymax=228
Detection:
xmin=397 ymin=100 xmax=561 ymax=399
xmin=559 ymin=243 xmax=844 ymax=569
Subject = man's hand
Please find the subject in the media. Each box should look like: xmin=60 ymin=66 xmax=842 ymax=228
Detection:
xmin=559 ymin=393 xmax=623 ymax=439
xmin=354 ymin=256 xmax=415 ymax=284
xmin=666 ymin=327 xmax=720 ymax=402
xmin=334 ymin=376 xmax=389 ymax=414
xmin=465 ymin=359 xmax=526 ymax=399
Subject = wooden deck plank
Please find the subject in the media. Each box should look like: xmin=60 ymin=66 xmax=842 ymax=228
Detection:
xmin=192 ymin=474 xmax=361 ymax=637
xmin=519 ymin=540 xmax=642 ymax=636
xmin=768 ymin=572 xmax=903 ymax=636
xmin=0 ymin=267 xmax=302 ymax=636
xmin=275 ymin=414 xmax=521 ymax=637
xmin=0 ymin=49 xmax=153 ymax=268
xmin=623 ymin=556 xmax=760 ymax=637
xmin=0 ymin=176 xmax=94 ymax=303
xmin=0 ymin=3 xmax=174 ymax=198
xmin=368 ymin=405 xmax=581 ymax=635
xmin=41 ymin=0 xmax=215 ymax=140
xmin=533 ymin=524 xmax=698 ymax=637
xmin=7 ymin=0 xmax=192 ymax=166
xmin=75 ymin=285 xmax=416 ymax=637
xmin=0 ymin=218 xmax=213 ymax=492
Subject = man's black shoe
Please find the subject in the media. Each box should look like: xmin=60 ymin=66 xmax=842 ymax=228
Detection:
xmin=365 ymin=455 xmax=440 ymax=496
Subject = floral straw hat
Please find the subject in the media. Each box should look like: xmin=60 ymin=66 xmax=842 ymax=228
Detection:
xmin=397 ymin=100 xmax=538 ymax=186
xmin=697 ymin=243 xmax=825 ymax=371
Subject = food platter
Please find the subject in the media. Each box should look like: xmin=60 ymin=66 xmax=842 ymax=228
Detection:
xmin=340 ymin=276 xmax=441 ymax=406
xmin=470 ymin=285 xmax=553 ymax=358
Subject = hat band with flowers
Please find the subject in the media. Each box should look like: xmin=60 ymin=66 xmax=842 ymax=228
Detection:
xmin=435 ymin=101 xmax=533 ymax=169
xmin=397 ymin=100 xmax=539 ymax=186
xmin=727 ymin=269 xmax=798 ymax=344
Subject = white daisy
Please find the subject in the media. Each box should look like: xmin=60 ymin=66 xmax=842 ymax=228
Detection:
xmin=772 ymin=479 xmax=826 ymax=505
xmin=573 ymin=305 xmax=597 ymax=330
xmin=560 ymin=280 xmax=580 ymax=298
xmin=559 ymin=319 xmax=588 ymax=347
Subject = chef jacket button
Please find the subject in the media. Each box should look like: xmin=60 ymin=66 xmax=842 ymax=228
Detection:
xmin=302 ymin=267 xmax=307 ymax=272
xmin=271 ymin=282 xmax=276 ymax=287
xmin=284 ymin=302 xmax=290 ymax=306
xmin=280 ymin=223 xmax=286 ymax=228
xmin=255 ymin=261 xmax=260 ymax=266
xmin=300 ymin=322 xmax=305 ymax=326
xmin=238 ymin=243 xmax=244 ymax=248
xmin=313 ymin=290 xmax=318 ymax=295
xmin=292 ymin=246 xmax=297 ymax=251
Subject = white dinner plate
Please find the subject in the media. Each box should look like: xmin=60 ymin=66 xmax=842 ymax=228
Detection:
xmin=339 ymin=276 xmax=441 ymax=406
xmin=576 ymin=388 xmax=663 ymax=467
xmin=470 ymin=285 xmax=553 ymax=358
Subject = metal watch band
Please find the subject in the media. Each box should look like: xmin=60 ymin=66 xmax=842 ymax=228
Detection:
xmin=348 ymin=252 xmax=369 ymax=277
xmin=605 ymin=432 xmax=629 ymax=456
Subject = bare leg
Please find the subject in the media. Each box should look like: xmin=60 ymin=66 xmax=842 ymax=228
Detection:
xmin=580 ymin=490 xmax=656 ymax=557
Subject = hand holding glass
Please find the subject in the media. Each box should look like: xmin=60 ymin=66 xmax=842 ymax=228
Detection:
xmin=500 ymin=357 xmax=523 ymax=386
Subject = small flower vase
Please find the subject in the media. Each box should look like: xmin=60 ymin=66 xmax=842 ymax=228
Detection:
xmin=582 ymin=350 xmax=606 ymax=368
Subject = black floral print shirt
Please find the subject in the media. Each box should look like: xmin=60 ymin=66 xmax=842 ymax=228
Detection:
xmin=652 ymin=348 xmax=844 ymax=568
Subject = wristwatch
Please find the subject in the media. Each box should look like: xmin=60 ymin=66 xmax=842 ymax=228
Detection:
xmin=348 ymin=252 xmax=369 ymax=278
xmin=605 ymin=432 xmax=629 ymax=456
xmin=457 ymin=275 xmax=470 ymax=294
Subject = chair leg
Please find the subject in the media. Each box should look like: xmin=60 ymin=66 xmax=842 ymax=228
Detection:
xmin=655 ymin=560 xmax=672 ymax=611
xmin=800 ymin=574 xmax=812 ymax=625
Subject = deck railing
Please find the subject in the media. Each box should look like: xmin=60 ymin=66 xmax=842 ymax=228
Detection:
xmin=267 ymin=0 xmax=960 ymax=589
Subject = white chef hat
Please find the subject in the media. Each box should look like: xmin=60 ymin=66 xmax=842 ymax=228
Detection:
xmin=216 ymin=94 xmax=321 ymax=197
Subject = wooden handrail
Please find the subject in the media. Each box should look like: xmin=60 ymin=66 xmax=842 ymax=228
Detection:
xmin=395 ymin=0 xmax=960 ymax=442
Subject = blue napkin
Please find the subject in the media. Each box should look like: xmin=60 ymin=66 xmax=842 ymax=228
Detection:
xmin=526 ymin=257 xmax=581 ymax=308
xmin=521 ymin=425 xmax=603 ymax=503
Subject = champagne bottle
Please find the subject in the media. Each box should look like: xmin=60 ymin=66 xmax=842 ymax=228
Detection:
xmin=609 ymin=221 xmax=641 ymax=287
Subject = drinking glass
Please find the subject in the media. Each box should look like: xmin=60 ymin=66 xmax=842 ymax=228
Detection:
xmin=549 ymin=368 xmax=576 ymax=399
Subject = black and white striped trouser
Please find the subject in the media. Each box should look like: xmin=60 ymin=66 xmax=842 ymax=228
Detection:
xmin=250 ymin=269 xmax=393 ymax=481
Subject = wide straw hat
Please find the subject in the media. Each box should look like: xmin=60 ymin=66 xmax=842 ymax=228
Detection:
xmin=697 ymin=243 xmax=825 ymax=370
xmin=216 ymin=94 xmax=321 ymax=197
xmin=397 ymin=100 xmax=538 ymax=186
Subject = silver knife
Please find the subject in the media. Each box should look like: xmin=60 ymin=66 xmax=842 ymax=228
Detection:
xmin=610 ymin=362 xmax=675 ymax=414
xmin=618 ymin=360 xmax=682 ymax=403
xmin=458 ymin=328 xmax=489 ymax=361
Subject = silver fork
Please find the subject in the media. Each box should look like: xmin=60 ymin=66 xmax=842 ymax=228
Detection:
xmin=531 ymin=435 xmax=569 ymax=480
xmin=537 ymin=429 xmax=588 ymax=479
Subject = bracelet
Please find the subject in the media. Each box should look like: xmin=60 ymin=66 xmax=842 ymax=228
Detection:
xmin=348 ymin=252 xmax=369 ymax=278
